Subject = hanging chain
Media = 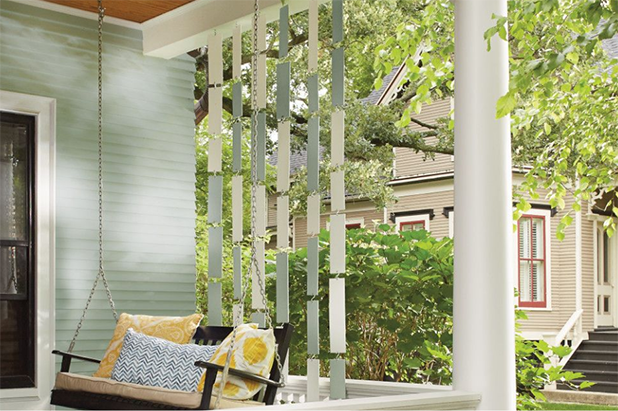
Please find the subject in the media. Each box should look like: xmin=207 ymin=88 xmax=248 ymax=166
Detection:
xmin=215 ymin=0 xmax=284 ymax=406
xmin=69 ymin=0 xmax=118 ymax=353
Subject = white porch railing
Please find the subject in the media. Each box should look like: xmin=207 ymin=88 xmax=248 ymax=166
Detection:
xmin=263 ymin=376 xmax=480 ymax=410
xmin=545 ymin=309 xmax=585 ymax=390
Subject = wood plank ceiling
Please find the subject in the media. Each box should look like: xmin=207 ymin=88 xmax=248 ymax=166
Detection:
xmin=43 ymin=0 xmax=196 ymax=23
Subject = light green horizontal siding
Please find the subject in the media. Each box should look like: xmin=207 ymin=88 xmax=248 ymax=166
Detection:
xmin=0 ymin=1 xmax=198 ymax=374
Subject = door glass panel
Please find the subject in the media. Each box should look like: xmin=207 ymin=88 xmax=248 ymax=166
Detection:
xmin=597 ymin=229 xmax=604 ymax=285
xmin=603 ymin=296 xmax=610 ymax=314
xmin=0 ymin=121 xmax=29 ymax=241
xmin=0 ymin=246 xmax=27 ymax=296
xmin=602 ymin=233 xmax=609 ymax=284
xmin=0 ymin=300 xmax=34 ymax=386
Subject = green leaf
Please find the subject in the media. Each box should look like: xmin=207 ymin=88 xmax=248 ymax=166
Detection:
xmin=496 ymin=91 xmax=517 ymax=118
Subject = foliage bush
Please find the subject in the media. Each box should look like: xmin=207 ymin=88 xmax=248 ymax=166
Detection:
xmin=265 ymin=225 xmax=454 ymax=384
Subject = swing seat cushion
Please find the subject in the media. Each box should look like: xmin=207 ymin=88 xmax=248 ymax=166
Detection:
xmin=94 ymin=313 xmax=204 ymax=378
xmin=111 ymin=328 xmax=218 ymax=392
xmin=54 ymin=372 xmax=264 ymax=409
xmin=198 ymin=324 xmax=276 ymax=400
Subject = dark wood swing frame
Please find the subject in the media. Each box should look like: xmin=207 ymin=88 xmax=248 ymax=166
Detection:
xmin=50 ymin=323 xmax=293 ymax=410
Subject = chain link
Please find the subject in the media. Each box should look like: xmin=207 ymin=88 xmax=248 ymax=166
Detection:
xmin=69 ymin=0 xmax=118 ymax=353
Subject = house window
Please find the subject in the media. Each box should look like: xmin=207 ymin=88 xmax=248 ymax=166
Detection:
xmin=518 ymin=215 xmax=546 ymax=308
xmin=400 ymin=220 xmax=425 ymax=231
xmin=346 ymin=223 xmax=362 ymax=230
xmin=0 ymin=112 xmax=36 ymax=389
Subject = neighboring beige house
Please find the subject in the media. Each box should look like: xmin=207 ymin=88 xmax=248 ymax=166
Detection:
xmin=268 ymin=42 xmax=618 ymax=393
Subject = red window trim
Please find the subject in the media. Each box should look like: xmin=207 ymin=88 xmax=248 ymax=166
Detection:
xmin=399 ymin=220 xmax=426 ymax=232
xmin=517 ymin=214 xmax=547 ymax=308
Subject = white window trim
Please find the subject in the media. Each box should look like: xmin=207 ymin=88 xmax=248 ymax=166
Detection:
xmin=0 ymin=90 xmax=56 ymax=407
xmin=448 ymin=210 xmax=455 ymax=238
xmin=513 ymin=208 xmax=552 ymax=311
xmin=395 ymin=214 xmax=431 ymax=232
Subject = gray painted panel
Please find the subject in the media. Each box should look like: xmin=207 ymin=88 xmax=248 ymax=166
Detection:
xmin=307 ymin=117 xmax=320 ymax=192
xmin=233 ymin=246 xmax=242 ymax=300
xmin=277 ymin=62 xmax=291 ymax=120
xmin=276 ymin=252 xmax=289 ymax=323
xmin=308 ymin=73 xmax=319 ymax=113
xmin=332 ymin=0 xmax=344 ymax=44
xmin=208 ymin=226 xmax=223 ymax=278
xmin=233 ymin=121 xmax=242 ymax=173
xmin=279 ymin=5 xmax=289 ymax=59
xmin=307 ymin=300 xmax=320 ymax=355
xmin=208 ymin=282 xmax=222 ymax=326
xmin=332 ymin=47 xmax=345 ymax=107
xmin=330 ymin=358 xmax=347 ymax=399
xmin=207 ymin=175 xmax=223 ymax=223
xmin=257 ymin=112 xmax=266 ymax=181
xmin=233 ymin=81 xmax=242 ymax=118
xmin=307 ymin=237 xmax=319 ymax=296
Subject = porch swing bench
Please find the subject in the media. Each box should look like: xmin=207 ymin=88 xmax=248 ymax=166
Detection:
xmin=50 ymin=324 xmax=293 ymax=410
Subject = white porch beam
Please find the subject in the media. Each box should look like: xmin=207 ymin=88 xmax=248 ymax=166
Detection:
xmin=452 ymin=0 xmax=516 ymax=410
xmin=143 ymin=0 xmax=327 ymax=59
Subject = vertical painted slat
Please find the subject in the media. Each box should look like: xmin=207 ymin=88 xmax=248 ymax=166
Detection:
xmin=252 ymin=241 xmax=266 ymax=310
xmin=307 ymin=117 xmax=320 ymax=192
xmin=332 ymin=47 xmax=345 ymax=108
xmin=233 ymin=246 xmax=242 ymax=300
xmin=279 ymin=5 xmax=289 ymax=59
xmin=277 ymin=195 xmax=290 ymax=249
xmin=307 ymin=359 xmax=320 ymax=402
xmin=277 ymin=62 xmax=291 ymax=120
xmin=256 ymin=185 xmax=267 ymax=237
xmin=233 ymin=25 xmax=242 ymax=80
xmin=276 ymin=252 xmax=289 ymax=323
xmin=233 ymin=82 xmax=243 ymax=118
xmin=233 ymin=303 xmax=244 ymax=327
xmin=307 ymin=300 xmax=320 ymax=355
xmin=308 ymin=74 xmax=319 ymax=113
xmin=233 ymin=122 xmax=242 ymax=173
xmin=208 ymin=226 xmax=223 ymax=278
xmin=208 ymin=33 xmax=222 ymax=85
xmin=307 ymin=194 xmax=321 ymax=236
xmin=257 ymin=112 xmax=266 ymax=182
xmin=330 ymin=214 xmax=346 ymax=273
xmin=232 ymin=175 xmax=243 ymax=243
xmin=207 ymin=175 xmax=223 ymax=223
xmin=331 ymin=110 xmax=345 ymax=167
xmin=330 ymin=358 xmax=347 ymax=399
xmin=308 ymin=0 xmax=318 ymax=72
xmin=208 ymin=137 xmax=222 ymax=173
xmin=208 ymin=86 xmax=223 ymax=135
xmin=307 ymin=237 xmax=319 ymax=296
xmin=329 ymin=277 xmax=346 ymax=353
xmin=251 ymin=312 xmax=266 ymax=328
xmin=332 ymin=0 xmax=344 ymax=44
xmin=330 ymin=170 xmax=345 ymax=212
xmin=277 ymin=121 xmax=290 ymax=192
xmin=208 ymin=282 xmax=222 ymax=326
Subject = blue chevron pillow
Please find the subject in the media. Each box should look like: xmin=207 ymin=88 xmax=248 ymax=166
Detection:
xmin=111 ymin=328 xmax=218 ymax=392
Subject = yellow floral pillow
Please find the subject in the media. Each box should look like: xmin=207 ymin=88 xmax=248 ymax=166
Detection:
xmin=198 ymin=323 xmax=276 ymax=400
xmin=93 ymin=313 xmax=203 ymax=378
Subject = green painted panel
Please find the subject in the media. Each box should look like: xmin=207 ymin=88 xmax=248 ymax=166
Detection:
xmin=233 ymin=121 xmax=242 ymax=173
xmin=233 ymin=82 xmax=243 ymax=118
xmin=279 ymin=5 xmax=289 ymax=59
xmin=307 ymin=237 xmax=319 ymax=296
xmin=308 ymin=74 xmax=319 ymax=114
xmin=330 ymin=359 xmax=347 ymax=399
xmin=208 ymin=226 xmax=223 ymax=278
xmin=208 ymin=175 xmax=223 ymax=223
xmin=332 ymin=0 xmax=344 ymax=44
xmin=208 ymin=282 xmax=222 ymax=326
xmin=233 ymin=246 xmax=242 ymax=300
xmin=0 ymin=1 xmax=197 ymax=373
xmin=276 ymin=252 xmax=289 ymax=323
xmin=332 ymin=47 xmax=345 ymax=107
xmin=276 ymin=62 xmax=290 ymax=120
xmin=307 ymin=301 xmax=319 ymax=355
xmin=307 ymin=117 xmax=320 ymax=192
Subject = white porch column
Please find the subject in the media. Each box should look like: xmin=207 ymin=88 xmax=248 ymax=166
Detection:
xmin=452 ymin=0 xmax=516 ymax=409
